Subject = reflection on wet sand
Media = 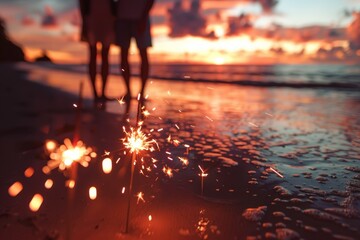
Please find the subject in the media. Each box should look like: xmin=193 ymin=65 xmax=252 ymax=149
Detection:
xmin=6 ymin=63 xmax=360 ymax=239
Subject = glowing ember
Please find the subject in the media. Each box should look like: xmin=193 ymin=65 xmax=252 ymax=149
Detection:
xmin=178 ymin=157 xmax=189 ymax=166
xmin=44 ymin=179 xmax=53 ymax=189
xmin=89 ymin=186 xmax=97 ymax=200
xmin=162 ymin=166 xmax=173 ymax=178
xmin=136 ymin=192 xmax=145 ymax=204
xmin=45 ymin=140 xmax=56 ymax=151
xmin=8 ymin=182 xmax=23 ymax=197
xmin=102 ymin=158 xmax=112 ymax=174
xmin=29 ymin=194 xmax=43 ymax=212
xmin=122 ymin=187 xmax=126 ymax=194
xmin=122 ymin=127 xmax=158 ymax=154
xmin=148 ymin=215 xmax=152 ymax=221
xmin=24 ymin=167 xmax=34 ymax=178
xmin=198 ymin=165 xmax=208 ymax=177
xmin=66 ymin=180 xmax=75 ymax=189
xmin=117 ymin=96 xmax=126 ymax=105
xmin=46 ymin=138 xmax=95 ymax=172
xmin=198 ymin=165 xmax=208 ymax=196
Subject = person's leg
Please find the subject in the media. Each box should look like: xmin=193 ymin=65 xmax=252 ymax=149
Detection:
xmin=139 ymin=48 xmax=149 ymax=98
xmin=120 ymin=47 xmax=131 ymax=99
xmin=100 ymin=43 xmax=110 ymax=99
xmin=88 ymin=44 xmax=98 ymax=100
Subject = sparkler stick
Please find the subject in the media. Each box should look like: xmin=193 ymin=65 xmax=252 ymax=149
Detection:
xmin=125 ymin=152 xmax=136 ymax=233
xmin=125 ymin=93 xmax=143 ymax=233
xmin=198 ymin=165 xmax=208 ymax=196
xmin=67 ymin=80 xmax=84 ymax=240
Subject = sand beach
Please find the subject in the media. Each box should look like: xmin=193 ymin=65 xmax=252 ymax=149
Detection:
xmin=0 ymin=62 xmax=360 ymax=240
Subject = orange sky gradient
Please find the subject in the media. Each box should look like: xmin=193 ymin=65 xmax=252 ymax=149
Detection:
xmin=1 ymin=0 xmax=360 ymax=65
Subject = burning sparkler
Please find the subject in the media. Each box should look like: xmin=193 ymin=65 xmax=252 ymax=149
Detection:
xmin=198 ymin=165 xmax=208 ymax=196
xmin=45 ymin=138 xmax=96 ymax=175
xmin=121 ymin=94 xmax=160 ymax=233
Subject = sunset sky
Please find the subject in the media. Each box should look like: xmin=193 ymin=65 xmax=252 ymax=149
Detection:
xmin=0 ymin=0 xmax=360 ymax=64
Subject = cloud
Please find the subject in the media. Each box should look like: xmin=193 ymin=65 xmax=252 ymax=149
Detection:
xmin=347 ymin=11 xmax=360 ymax=50
xmin=257 ymin=0 xmax=278 ymax=14
xmin=226 ymin=13 xmax=253 ymax=36
xmin=41 ymin=5 xmax=58 ymax=28
xmin=21 ymin=15 xmax=35 ymax=26
xmin=167 ymin=0 xmax=207 ymax=37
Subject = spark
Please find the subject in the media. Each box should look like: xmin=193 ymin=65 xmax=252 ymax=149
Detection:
xmin=73 ymin=104 xmax=78 ymax=108
xmin=29 ymin=194 xmax=43 ymax=212
xmin=8 ymin=182 xmax=23 ymax=197
xmin=198 ymin=165 xmax=208 ymax=177
xmin=89 ymin=186 xmax=97 ymax=200
xmin=269 ymin=167 xmax=284 ymax=178
xmin=162 ymin=166 xmax=173 ymax=178
xmin=102 ymin=158 xmax=112 ymax=174
xmin=122 ymin=127 xmax=159 ymax=154
xmin=46 ymin=138 xmax=95 ymax=172
xmin=24 ymin=167 xmax=34 ymax=178
xmin=265 ymin=112 xmax=273 ymax=117
xmin=66 ymin=180 xmax=75 ymax=189
xmin=248 ymin=122 xmax=259 ymax=128
xmin=175 ymin=124 xmax=180 ymax=130
xmin=117 ymin=96 xmax=126 ymax=105
xmin=143 ymin=109 xmax=150 ymax=117
xmin=44 ymin=179 xmax=53 ymax=189
xmin=45 ymin=140 xmax=56 ymax=151
xmin=116 ymin=157 xmax=121 ymax=164
xmin=198 ymin=165 xmax=208 ymax=196
xmin=148 ymin=215 xmax=152 ymax=221
xmin=122 ymin=187 xmax=126 ymax=194
xmin=178 ymin=157 xmax=189 ymax=166
xmin=205 ymin=116 xmax=213 ymax=122
xmin=136 ymin=192 xmax=145 ymax=204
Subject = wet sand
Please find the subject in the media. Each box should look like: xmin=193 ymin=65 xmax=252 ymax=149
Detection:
xmin=1 ymin=62 xmax=360 ymax=240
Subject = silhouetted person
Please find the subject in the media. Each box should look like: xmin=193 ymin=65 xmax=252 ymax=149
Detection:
xmin=114 ymin=0 xmax=155 ymax=100
xmin=79 ymin=0 xmax=115 ymax=106
xmin=0 ymin=17 xmax=25 ymax=62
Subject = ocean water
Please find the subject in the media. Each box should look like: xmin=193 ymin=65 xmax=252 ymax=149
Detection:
xmin=64 ymin=63 xmax=360 ymax=89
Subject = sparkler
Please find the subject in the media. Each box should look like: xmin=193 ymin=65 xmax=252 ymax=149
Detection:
xmin=45 ymin=138 xmax=95 ymax=174
xmin=198 ymin=165 xmax=208 ymax=196
xmin=122 ymin=93 xmax=158 ymax=233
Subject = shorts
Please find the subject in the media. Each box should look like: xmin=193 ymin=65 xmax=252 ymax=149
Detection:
xmin=115 ymin=17 xmax=152 ymax=49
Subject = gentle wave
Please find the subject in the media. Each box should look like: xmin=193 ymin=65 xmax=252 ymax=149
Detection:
xmin=33 ymin=62 xmax=360 ymax=90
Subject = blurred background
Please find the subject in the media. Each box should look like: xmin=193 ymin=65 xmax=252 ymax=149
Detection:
xmin=0 ymin=0 xmax=359 ymax=65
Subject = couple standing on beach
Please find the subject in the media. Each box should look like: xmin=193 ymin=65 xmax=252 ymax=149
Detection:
xmin=79 ymin=0 xmax=154 ymax=106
